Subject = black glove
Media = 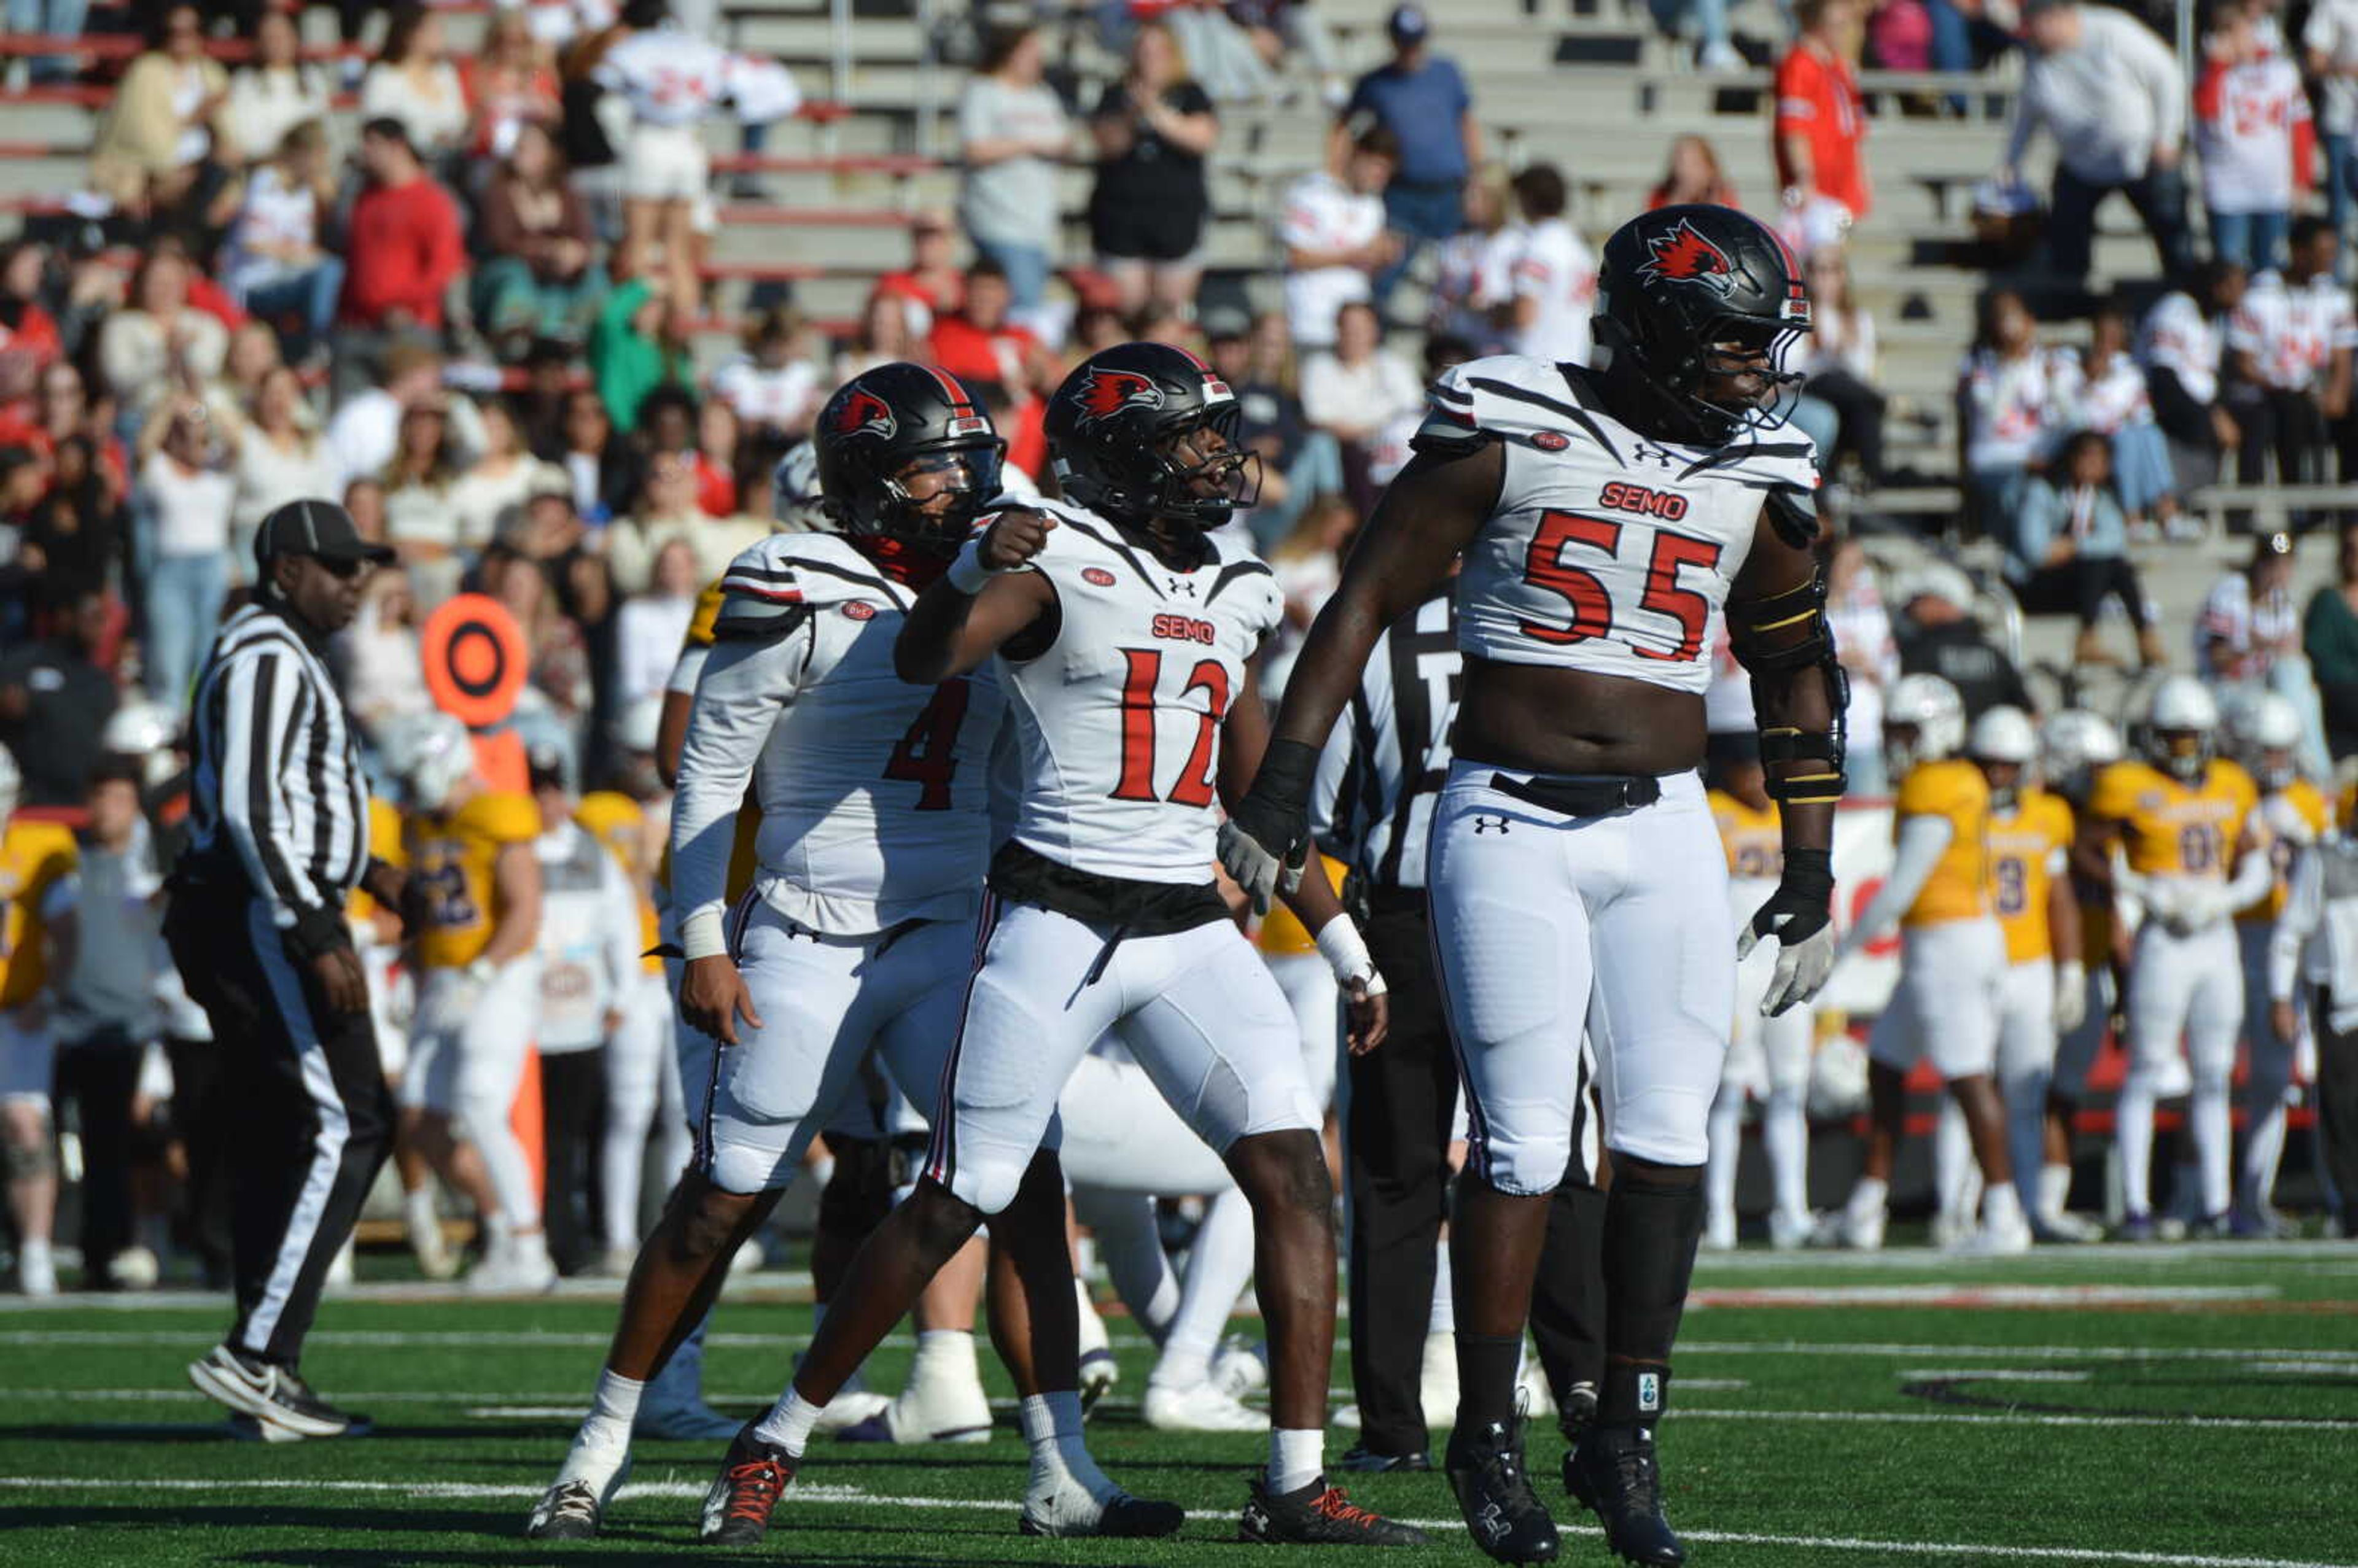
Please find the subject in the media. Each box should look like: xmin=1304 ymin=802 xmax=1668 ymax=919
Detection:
xmin=1216 ymin=739 xmax=1320 ymax=916
xmin=1735 ymin=848 xmax=1835 ymax=1016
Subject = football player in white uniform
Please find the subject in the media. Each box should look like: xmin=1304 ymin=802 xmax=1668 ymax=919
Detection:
xmin=1224 ymin=206 xmax=1845 ymax=1566
xmin=530 ymin=367 xmax=1175 ymax=1544
xmin=725 ymin=343 xmax=1421 ymax=1548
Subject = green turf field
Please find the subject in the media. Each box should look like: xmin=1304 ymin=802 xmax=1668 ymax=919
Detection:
xmin=2 ymin=1241 xmax=2354 ymax=1567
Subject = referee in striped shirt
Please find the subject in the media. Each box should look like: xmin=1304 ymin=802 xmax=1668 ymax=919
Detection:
xmin=1318 ymin=582 xmax=1606 ymax=1473
xmin=168 ymin=500 xmax=404 ymax=1441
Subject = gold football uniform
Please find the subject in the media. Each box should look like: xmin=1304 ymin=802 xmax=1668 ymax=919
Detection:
xmin=0 ymin=818 xmax=76 ymax=1008
xmin=1895 ymin=758 xmax=1993 ymax=926
xmin=1988 ymin=788 xmax=2074 ymax=964
xmin=407 ymin=791 xmax=541 ymax=970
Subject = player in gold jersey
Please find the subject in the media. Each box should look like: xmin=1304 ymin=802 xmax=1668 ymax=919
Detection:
xmin=1704 ymin=735 xmax=1815 ymax=1250
xmin=1823 ymin=674 xmax=2030 ymax=1254
xmin=2225 ymin=693 xmax=2330 ymax=1235
xmin=389 ymin=711 xmax=550 ymax=1291
xmin=0 ymin=750 xmax=76 ymax=1296
xmin=2082 ymin=677 xmax=2272 ymax=1238
xmin=1971 ymin=708 xmax=2089 ymax=1242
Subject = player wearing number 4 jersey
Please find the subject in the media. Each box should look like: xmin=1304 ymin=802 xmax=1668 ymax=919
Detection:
xmin=1224 ymin=205 xmax=1849 ymax=1567
xmin=739 ymin=342 xmax=1423 ymax=1550
xmin=530 ymin=365 xmax=1173 ymax=1546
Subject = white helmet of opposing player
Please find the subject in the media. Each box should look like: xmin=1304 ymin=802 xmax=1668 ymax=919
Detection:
xmin=0 ymin=743 xmax=20 ymax=824
xmin=2041 ymin=708 xmax=2122 ymax=801
xmin=384 ymin=710 xmax=476 ymax=814
xmin=2225 ymin=691 xmax=2303 ymax=791
xmin=102 ymin=698 xmax=182 ymax=790
xmin=2142 ymin=675 xmax=2220 ymax=783
xmin=771 ymin=440 xmax=827 ymax=534
xmin=1883 ymin=673 xmax=1965 ymax=778
xmin=1967 ymin=704 xmax=2037 ymax=811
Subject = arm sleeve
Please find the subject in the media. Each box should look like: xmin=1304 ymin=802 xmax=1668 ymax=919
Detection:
xmin=669 ymin=619 xmax=812 ymax=957
xmin=218 ymin=649 xmax=343 ymax=942
xmin=2224 ymin=818 xmax=2279 ymax=909
xmin=2270 ymin=844 xmax=2323 ymax=1001
xmin=1839 ymin=813 xmax=1953 ymax=957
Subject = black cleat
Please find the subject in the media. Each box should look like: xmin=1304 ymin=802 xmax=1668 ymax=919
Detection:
xmin=1446 ymin=1418 xmax=1560 ymax=1563
xmin=1338 ymin=1444 xmax=1433 ymax=1473
xmin=1565 ymin=1424 xmax=1686 ymax=1566
xmin=696 ymin=1422 xmax=796 ymax=1545
xmin=1558 ymin=1381 xmax=1600 ymax=1447
xmin=188 ymin=1345 xmax=371 ymax=1439
xmin=526 ymin=1457 xmax=631 ymax=1542
xmin=1240 ymin=1475 xmax=1428 ymax=1547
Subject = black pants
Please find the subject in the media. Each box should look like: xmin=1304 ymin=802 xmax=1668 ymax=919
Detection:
xmin=2017 ymin=554 xmax=2149 ymax=631
xmin=163 ymin=888 xmax=393 ymax=1370
xmin=165 ymin=1036 xmax=233 ymax=1286
xmin=2237 ymin=386 xmax=2333 ymax=490
xmin=53 ymin=1030 xmax=146 ymax=1285
xmin=2314 ymin=991 xmax=2358 ymax=1232
xmin=539 ymin=1047 xmax=607 ymax=1276
xmin=1345 ymin=891 xmax=1604 ymax=1459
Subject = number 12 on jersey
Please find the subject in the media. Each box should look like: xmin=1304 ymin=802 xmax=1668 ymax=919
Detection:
xmin=1114 ymin=648 xmax=1231 ymax=807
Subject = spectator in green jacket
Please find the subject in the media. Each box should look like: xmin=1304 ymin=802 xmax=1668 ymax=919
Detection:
xmin=589 ymin=276 xmax=694 ymax=432
xmin=2303 ymin=520 xmax=2358 ymax=759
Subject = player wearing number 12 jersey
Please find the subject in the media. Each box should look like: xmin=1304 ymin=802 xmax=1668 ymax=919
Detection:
xmin=1224 ymin=205 xmax=1849 ymax=1566
xmin=734 ymin=342 xmax=1422 ymax=1550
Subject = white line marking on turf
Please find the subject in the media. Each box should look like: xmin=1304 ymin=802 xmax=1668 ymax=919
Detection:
xmin=1695 ymin=1285 xmax=2277 ymax=1306
xmin=1896 ymin=1369 xmax=2093 ymax=1383
xmin=2249 ymin=1361 xmax=2358 ymax=1376
xmin=1675 ymin=1408 xmax=2358 ymax=1431
xmin=1680 ymin=1341 xmax=2358 ymax=1364
xmin=0 ymin=1477 xmax=2343 ymax=1568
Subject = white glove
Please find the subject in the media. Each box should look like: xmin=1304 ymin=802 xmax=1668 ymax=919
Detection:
xmin=2053 ymin=959 xmax=2087 ymax=1033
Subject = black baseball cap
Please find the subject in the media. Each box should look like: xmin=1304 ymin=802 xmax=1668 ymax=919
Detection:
xmin=254 ymin=498 xmax=397 ymax=573
xmin=1388 ymin=4 xmax=1430 ymax=41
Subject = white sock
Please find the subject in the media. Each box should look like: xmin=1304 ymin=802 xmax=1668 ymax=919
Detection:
xmin=2191 ymin=1077 xmax=2232 ymax=1219
xmin=2115 ymin=1074 xmax=2157 ymax=1216
xmin=752 ymin=1391 xmax=823 ymax=1457
xmin=1268 ymin=1427 xmax=1323 ymax=1494
xmin=1158 ymin=1187 xmax=1255 ymax=1387
xmin=579 ymin=1368 xmax=642 ymax=1450
xmin=1982 ymin=1180 xmax=2024 ymax=1229
xmin=2038 ymin=1162 xmax=2072 ymax=1221
xmin=1705 ymin=1089 xmax=1741 ymax=1225
xmin=1762 ymin=1087 xmax=1809 ymax=1222
xmin=404 ymin=1186 xmax=437 ymax=1227
xmin=1932 ymin=1099 xmax=1971 ymax=1222
xmin=1848 ymin=1175 xmax=1888 ymax=1216
xmin=1428 ymin=1244 xmax=1455 ymax=1335
xmin=912 ymin=1328 xmax=980 ymax=1384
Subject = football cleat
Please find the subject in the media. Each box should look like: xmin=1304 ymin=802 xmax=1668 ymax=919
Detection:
xmin=2114 ymin=1212 xmax=2158 ymax=1243
xmin=838 ymin=1364 xmax=992 ymax=1443
xmin=1813 ymin=1201 xmax=1885 ymax=1251
xmin=2033 ymin=1210 xmax=2103 ymax=1244
xmin=1446 ymin=1417 xmax=1560 ymax=1563
xmin=1566 ymin=1426 xmax=1686 ymax=1567
xmin=1144 ymin=1378 xmax=1269 ymax=1433
xmin=1076 ymin=1279 xmax=1118 ymax=1412
xmin=1765 ymin=1208 xmax=1813 ymax=1251
xmin=1212 ymin=1335 xmax=1270 ymax=1400
xmin=1337 ymin=1445 xmax=1432 ymax=1473
xmin=1019 ymin=1477 xmax=1186 ymax=1539
xmin=188 ymin=1345 xmax=371 ymax=1440
xmin=465 ymin=1234 xmax=558 ymax=1297
xmin=1240 ymin=1475 xmax=1428 ymax=1547
xmin=1946 ymin=1209 xmax=2033 ymax=1257
xmin=1700 ymin=1211 xmax=1737 ymax=1252
xmin=526 ymin=1453 xmax=631 ymax=1541
xmin=2232 ymin=1205 xmax=2292 ymax=1240
xmin=697 ymin=1423 xmax=796 ymax=1545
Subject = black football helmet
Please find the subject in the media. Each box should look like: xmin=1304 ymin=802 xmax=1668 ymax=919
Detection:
xmin=810 ymin=362 xmax=1004 ymax=555
xmin=1044 ymin=342 xmax=1259 ymax=530
xmin=1592 ymin=204 xmax=1812 ymax=442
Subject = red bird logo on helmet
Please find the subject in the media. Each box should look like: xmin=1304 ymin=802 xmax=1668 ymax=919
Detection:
xmin=1069 ymin=368 xmax=1165 ymax=425
xmin=828 ymin=387 xmax=897 ymax=441
xmin=1639 ymin=218 xmax=1737 ymax=297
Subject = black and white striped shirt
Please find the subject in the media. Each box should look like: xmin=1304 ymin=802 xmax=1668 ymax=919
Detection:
xmin=1311 ymin=589 xmax=1459 ymax=891
xmin=181 ymin=601 xmax=370 ymax=939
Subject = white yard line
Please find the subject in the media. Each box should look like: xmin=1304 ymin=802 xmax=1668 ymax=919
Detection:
xmin=1895 ymin=1369 xmax=2095 ymax=1382
xmin=1680 ymin=1340 xmax=2358 ymax=1364
xmin=0 ymin=1476 xmax=2342 ymax=1568
xmin=1675 ymin=1408 xmax=2358 ymax=1431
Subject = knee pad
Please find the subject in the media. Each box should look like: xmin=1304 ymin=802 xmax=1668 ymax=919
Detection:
xmin=704 ymin=1139 xmax=796 ymax=1198
xmin=943 ymin=1152 xmax=1025 ymax=1219
xmin=1469 ymin=1125 xmax=1571 ymax=1198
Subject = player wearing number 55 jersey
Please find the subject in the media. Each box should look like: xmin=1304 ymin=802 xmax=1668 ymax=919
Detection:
xmin=532 ymin=367 xmax=1173 ymax=1547
xmin=740 ymin=343 xmax=1422 ymax=1551
xmin=2084 ymin=677 xmax=2270 ymax=1238
xmin=1224 ymin=205 xmax=1850 ymax=1567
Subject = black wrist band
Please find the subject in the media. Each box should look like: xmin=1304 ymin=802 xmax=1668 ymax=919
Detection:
xmin=1253 ymin=738 xmax=1322 ymax=810
xmin=1780 ymin=848 xmax=1834 ymax=898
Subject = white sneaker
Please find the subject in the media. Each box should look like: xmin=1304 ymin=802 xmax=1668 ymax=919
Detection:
xmin=17 ymin=1240 xmax=55 ymax=1298
xmin=1142 ymin=1378 xmax=1267 ymax=1433
xmin=1702 ymin=1211 xmax=1738 ymax=1252
xmin=1076 ymin=1279 xmax=1118 ymax=1411
xmin=466 ymin=1234 xmax=557 ymax=1296
xmin=859 ymin=1369 xmax=992 ymax=1443
xmin=1767 ymin=1209 xmax=1813 ymax=1251
xmin=809 ymin=1389 xmax=891 ymax=1436
xmin=1815 ymin=1203 xmax=1885 ymax=1251
xmin=108 ymin=1244 xmax=162 ymax=1290
xmin=1419 ymin=1329 xmax=1458 ymax=1432
xmin=2033 ymin=1209 xmax=2103 ymax=1244
xmin=406 ymin=1193 xmax=456 ymax=1281
xmin=1929 ymin=1208 xmax=1972 ymax=1251
xmin=1332 ymin=1401 xmax=1363 ymax=1431
xmin=1211 ymin=1335 xmax=1268 ymax=1400
xmin=1947 ymin=1209 xmax=2034 ymax=1257
xmin=1020 ymin=1462 xmax=1183 ymax=1538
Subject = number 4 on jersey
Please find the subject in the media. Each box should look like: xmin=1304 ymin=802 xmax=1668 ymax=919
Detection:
xmin=885 ymin=680 xmax=971 ymax=810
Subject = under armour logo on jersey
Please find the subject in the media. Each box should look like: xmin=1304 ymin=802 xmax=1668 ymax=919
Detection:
xmin=1473 ymin=815 xmax=1511 ymax=834
xmin=1167 ymin=577 xmax=1198 ymax=597
xmin=1631 ymin=443 xmax=1680 ymax=469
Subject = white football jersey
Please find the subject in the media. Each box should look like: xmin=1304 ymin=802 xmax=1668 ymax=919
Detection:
xmin=533 ymin=820 xmax=639 ymax=1052
xmin=994 ymin=501 xmax=1285 ymax=884
xmin=592 ymin=27 xmax=801 ymax=126
xmin=671 ymin=532 xmax=1006 ymax=937
xmin=1415 ymin=355 xmax=1818 ymax=696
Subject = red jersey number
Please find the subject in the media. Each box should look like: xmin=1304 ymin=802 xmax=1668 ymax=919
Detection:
xmin=1112 ymin=648 xmax=1232 ymax=806
xmin=1519 ymin=510 xmax=1724 ymax=662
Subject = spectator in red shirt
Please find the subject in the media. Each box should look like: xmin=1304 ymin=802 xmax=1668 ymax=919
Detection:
xmin=338 ymin=118 xmax=467 ymax=335
xmin=1775 ymin=0 xmax=1871 ymax=223
xmin=927 ymin=260 xmax=1051 ymax=397
xmin=871 ymin=211 xmax=967 ymax=340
